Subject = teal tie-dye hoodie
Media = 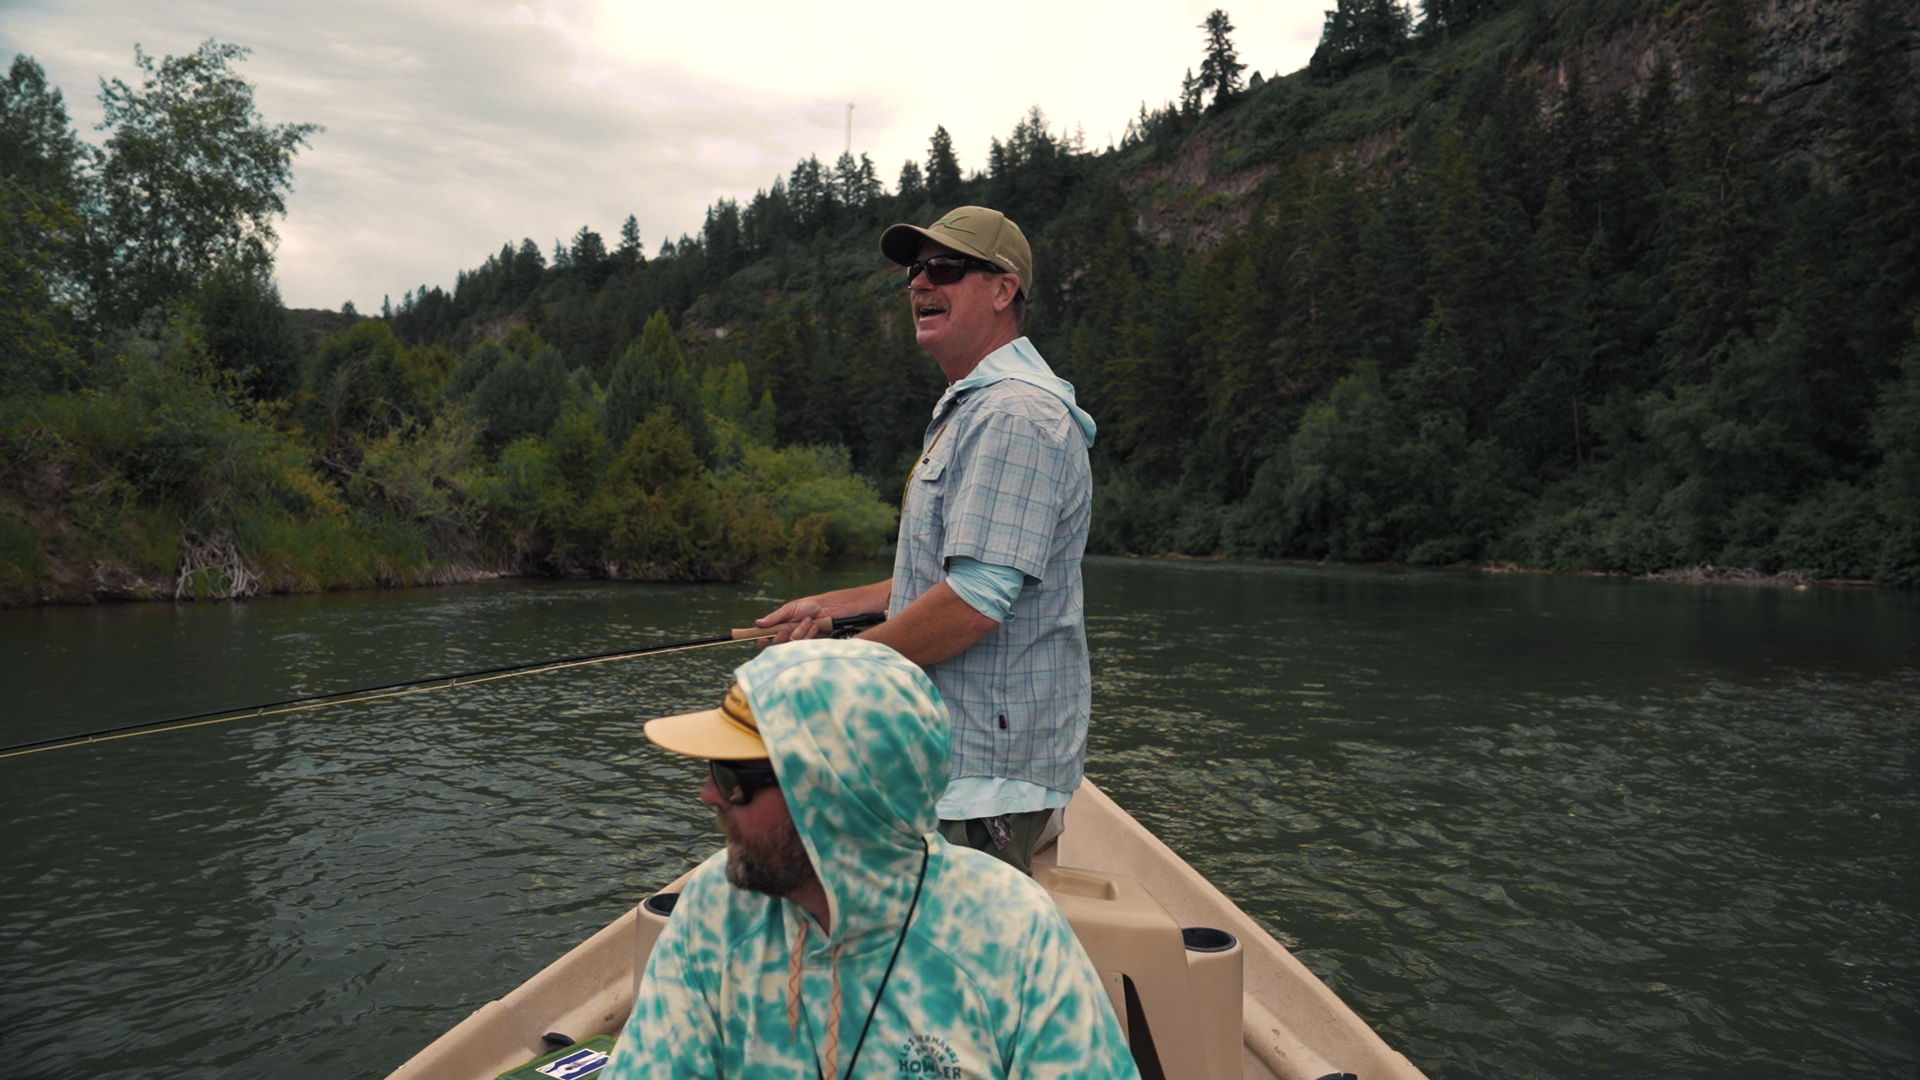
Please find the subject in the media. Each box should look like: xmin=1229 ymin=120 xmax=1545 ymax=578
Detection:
xmin=605 ymin=639 xmax=1139 ymax=1079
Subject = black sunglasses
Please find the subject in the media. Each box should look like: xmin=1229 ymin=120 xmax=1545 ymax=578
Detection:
xmin=905 ymin=255 xmax=1003 ymax=287
xmin=710 ymin=759 xmax=780 ymax=805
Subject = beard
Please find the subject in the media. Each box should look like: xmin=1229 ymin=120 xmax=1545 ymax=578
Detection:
xmin=722 ymin=809 xmax=818 ymax=897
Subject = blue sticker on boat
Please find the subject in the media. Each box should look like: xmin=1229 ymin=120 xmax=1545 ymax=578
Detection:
xmin=536 ymin=1047 xmax=608 ymax=1079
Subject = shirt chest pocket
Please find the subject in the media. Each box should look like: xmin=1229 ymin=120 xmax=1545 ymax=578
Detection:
xmin=906 ymin=437 xmax=954 ymax=541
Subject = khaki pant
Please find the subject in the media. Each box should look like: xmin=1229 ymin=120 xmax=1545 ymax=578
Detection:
xmin=938 ymin=808 xmax=1057 ymax=875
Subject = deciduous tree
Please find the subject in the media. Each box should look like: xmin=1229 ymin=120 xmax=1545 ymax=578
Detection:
xmin=94 ymin=40 xmax=319 ymax=325
xmin=0 ymin=55 xmax=89 ymax=391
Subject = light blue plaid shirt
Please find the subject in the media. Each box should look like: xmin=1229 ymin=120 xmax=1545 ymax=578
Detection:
xmin=890 ymin=338 xmax=1094 ymax=801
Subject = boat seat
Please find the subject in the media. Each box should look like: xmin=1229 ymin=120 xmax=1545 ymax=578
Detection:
xmin=1036 ymin=864 xmax=1244 ymax=1080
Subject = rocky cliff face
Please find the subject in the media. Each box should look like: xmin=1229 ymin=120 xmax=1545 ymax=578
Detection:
xmin=1748 ymin=0 xmax=1917 ymax=168
xmin=1531 ymin=0 xmax=1917 ymax=172
xmin=1134 ymin=0 xmax=1918 ymax=252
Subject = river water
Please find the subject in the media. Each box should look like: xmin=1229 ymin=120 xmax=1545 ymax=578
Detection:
xmin=0 ymin=559 xmax=1913 ymax=1078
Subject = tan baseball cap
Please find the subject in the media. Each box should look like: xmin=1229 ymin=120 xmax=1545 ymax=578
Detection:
xmin=644 ymin=683 xmax=768 ymax=760
xmin=881 ymin=205 xmax=1032 ymax=298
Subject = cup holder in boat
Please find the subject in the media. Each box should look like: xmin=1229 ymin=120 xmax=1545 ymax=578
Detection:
xmin=642 ymin=892 xmax=680 ymax=917
xmin=1181 ymin=926 xmax=1237 ymax=953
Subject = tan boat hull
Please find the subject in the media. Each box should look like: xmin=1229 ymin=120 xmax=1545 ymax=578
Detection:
xmin=387 ymin=780 xmax=1427 ymax=1080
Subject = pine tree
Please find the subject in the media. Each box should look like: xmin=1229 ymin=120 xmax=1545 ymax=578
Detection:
xmin=1834 ymin=0 xmax=1919 ymax=373
xmin=1499 ymin=177 xmax=1597 ymax=473
xmin=605 ymin=309 xmax=713 ymax=461
xmin=511 ymin=239 xmax=545 ymax=301
xmin=600 ymin=407 xmax=715 ymax=578
xmin=755 ymin=308 xmax=814 ymax=445
xmin=926 ymin=126 xmax=962 ymax=204
xmin=570 ymin=226 xmax=606 ymax=270
xmin=742 ymin=180 xmax=792 ymax=256
xmin=833 ymin=151 xmax=861 ymax=208
xmin=1309 ymin=0 xmax=1408 ymax=81
xmin=1179 ymin=68 xmax=1203 ymax=119
xmin=1064 ymin=204 xmax=1150 ymax=421
xmin=787 ymin=155 xmax=835 ymax=230
xmin=703 ymin=200 xmax=742 ymax=286
xmin=470 ymin=345 xmax=569 ymax=454
xmin=1657 ymin=0 xmax=1769 ymax=382
xmin=831 ymin=152 xmax=882 ymax=211
xmin=617 ymin=214 xmax=643 ymax=265
xmin=896 ymin=160 xmax=926 ymax=205
xmin=1189 ymin=237 xmax=1274 ymax=499
xmin=1197 ymin=10 xmax=1246 ymax=108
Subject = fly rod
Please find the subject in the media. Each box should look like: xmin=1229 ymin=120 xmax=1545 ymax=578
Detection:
xmin=0 ymin=612 xmax=887 ymax=760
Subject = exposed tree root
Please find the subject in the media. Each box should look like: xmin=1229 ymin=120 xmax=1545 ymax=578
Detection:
xmin=175 ymin=532 xmax=259 ymax=599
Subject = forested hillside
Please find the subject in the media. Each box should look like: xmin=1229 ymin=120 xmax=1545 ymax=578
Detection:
xmin=4 ymin=0 xmax=1917 ymax=606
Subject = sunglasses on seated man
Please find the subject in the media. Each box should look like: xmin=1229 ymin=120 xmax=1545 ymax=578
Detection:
xmin=905 ymin=254 xmax=1004 ymax=287
xmin=710 ymin=758 xmax=780 ymax=805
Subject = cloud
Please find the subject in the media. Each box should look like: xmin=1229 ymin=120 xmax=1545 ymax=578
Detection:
xmin=3 ymin=0 xmax=1327 ymax=311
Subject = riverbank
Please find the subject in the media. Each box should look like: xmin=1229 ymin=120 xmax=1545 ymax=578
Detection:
xmin=15 ymin=545 xmax=1889 ymax=611
xmin=1484 ymin=559 xmax=1881 ymax=590
xmin=3 ymin=548 xmax=750 ymax=609
xmin=1154 ymin=552 xmax=1887 ymax=591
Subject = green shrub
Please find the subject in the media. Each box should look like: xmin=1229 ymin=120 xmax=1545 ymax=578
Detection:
xmin=728 ymin=443 xmax=895 ymax=556
xmin=442 ymin=341 xmax=507 ymax=403
xmin=192 ymin=263 xmax=301 ymax=400
xmin=471 ymin=435 xmax=555 ymax=530
xmin=1771 ymin=482 xmax=1881 ymax=578
xmin=239 ymin=511 xmax=367 ymax=592
xmin=469 ymin=346 xmax=568 ymax=454
xmin=0 ymin=512 xmax=46 ymax=588
xmin=299 ymin=319 xmax=426 ymax=444
xmin=1090 ymin=468 xmax=1187 ymax=555
xmin=595 ymin=407 xmax=791 ymax=581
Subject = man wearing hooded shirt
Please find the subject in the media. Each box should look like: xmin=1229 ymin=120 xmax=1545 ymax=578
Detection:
xmin=604 ymin=639 xmax=1139 ymax=1080
xmin=757 ymin=206 xmax=1095 ymax=874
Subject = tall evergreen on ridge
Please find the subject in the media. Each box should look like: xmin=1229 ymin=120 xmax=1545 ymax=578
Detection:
xmin=1198 ymin=9 xmax=1247 ymax=107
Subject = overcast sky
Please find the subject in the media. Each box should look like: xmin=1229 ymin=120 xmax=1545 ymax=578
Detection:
xmin=3 ymin=0 xmax=1327 ymax=311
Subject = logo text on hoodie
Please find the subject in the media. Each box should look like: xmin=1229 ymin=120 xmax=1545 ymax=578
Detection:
xmin=897 ymin=1033 xmax=966 ymax=1078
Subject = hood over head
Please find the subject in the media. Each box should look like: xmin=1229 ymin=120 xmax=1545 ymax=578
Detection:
xmin=733 ymin=639 xmax=950 ymax=944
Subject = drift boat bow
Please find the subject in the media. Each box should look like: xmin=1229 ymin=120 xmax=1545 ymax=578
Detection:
xmin=387 ymin=780 xmax=1428 ymax=1080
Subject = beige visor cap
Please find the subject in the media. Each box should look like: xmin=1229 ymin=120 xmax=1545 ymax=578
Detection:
xmin=644 ymin=683 xmax=768 ymax=760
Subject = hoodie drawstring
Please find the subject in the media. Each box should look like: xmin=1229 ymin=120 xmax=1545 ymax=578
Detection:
xmin=788 ymin=916 xmax=847 ymax=1077
xmin=823 ymin=944 xmax=845 ymax=1079
xmin=787 ymin=918 xmax=808 ymax=1039
xmin=792 ymin=838 xmax=931 ymax=1080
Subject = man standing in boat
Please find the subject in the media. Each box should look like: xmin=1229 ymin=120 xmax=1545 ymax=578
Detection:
xmin=606 ymin=639 xmax=1138 ymax=1079
xmin=757 ymin=205 xmax=1095 ymax=875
